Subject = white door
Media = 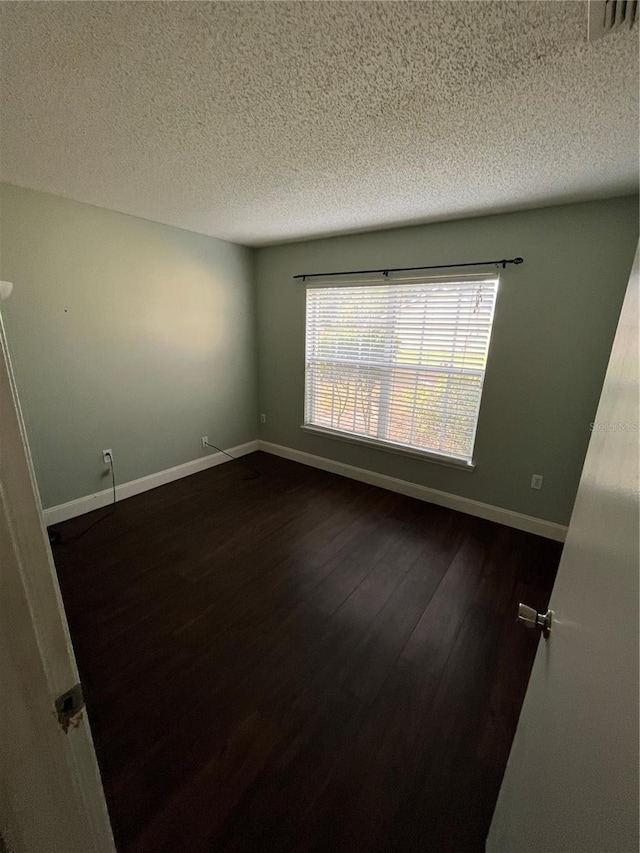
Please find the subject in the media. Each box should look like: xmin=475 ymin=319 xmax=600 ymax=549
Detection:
xmin=487 ymin=246 xmax=639 ymax=853
xmin=0 ymin=286 xmax=115 ymax=853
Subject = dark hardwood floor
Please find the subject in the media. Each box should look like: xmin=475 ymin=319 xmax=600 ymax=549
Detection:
xmin=51 ymin=452 xmax=561 ymax=853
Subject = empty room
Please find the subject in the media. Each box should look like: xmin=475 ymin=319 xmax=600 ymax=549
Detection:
xmin=0 ymin=2 xmax=638 ymax=852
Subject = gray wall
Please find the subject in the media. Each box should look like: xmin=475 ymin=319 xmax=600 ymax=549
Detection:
xmin=255 ymin=197 xmax=639 ymax=525
xmin=0 ymin=183 xmax=257 ymax=508
xmin=1 ymin=185 xmax=636 ymax=525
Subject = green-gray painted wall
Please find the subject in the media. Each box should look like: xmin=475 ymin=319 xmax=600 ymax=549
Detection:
xmin=1 ymin=185 xmax=637 ymax=524
xmin=0 ymin=183 xmax=257 ymax=508
xmin=255 ymin=196 xmax=638 ymax=525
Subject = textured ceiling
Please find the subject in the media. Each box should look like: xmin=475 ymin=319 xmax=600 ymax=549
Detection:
xmin=0 ymin=1 xmax=638 ymax=246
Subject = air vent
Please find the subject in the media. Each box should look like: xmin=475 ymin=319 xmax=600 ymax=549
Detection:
xmin=589 ymin=0 xmax=638 ymax=41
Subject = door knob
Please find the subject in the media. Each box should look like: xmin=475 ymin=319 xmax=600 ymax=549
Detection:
xmin=517 ymin=603 xmax=553 ymax=638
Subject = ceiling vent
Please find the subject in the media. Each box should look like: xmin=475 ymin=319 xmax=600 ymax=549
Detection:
xmin=588 ymin=0 xmax=638 ymax=41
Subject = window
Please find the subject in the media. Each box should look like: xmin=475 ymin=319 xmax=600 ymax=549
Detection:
xmin=304 ymin=274 xmax=499 ymax=466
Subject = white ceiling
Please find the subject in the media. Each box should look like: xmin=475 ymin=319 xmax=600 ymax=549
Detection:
xmin=0 ymin=1 xmax=637 ymax=247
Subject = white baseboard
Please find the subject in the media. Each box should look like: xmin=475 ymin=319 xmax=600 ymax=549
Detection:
xmin=43 ymin=440 xmax=259 ymax=526
xmin=258 ymin=441 xmax=567 ymax=542
xmin=44 ymin=438 xmax=568 ymax=542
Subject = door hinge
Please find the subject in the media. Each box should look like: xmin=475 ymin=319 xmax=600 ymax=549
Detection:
xmin=55 ymin=683 xmax=85 ymax=733
xmin=517 ymin=603 xmax=553 ymax=639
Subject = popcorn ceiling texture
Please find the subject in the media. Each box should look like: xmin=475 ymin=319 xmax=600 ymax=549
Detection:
xmin=0 ymin=1 xmax=637 ymax=246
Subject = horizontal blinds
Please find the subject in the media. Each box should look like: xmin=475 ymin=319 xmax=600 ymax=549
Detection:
xmin=305 ymin=277 xmax=498 ymax=462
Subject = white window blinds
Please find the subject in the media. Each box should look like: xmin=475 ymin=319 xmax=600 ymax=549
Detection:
xmin=304 ymin=275 xmax=499 ymax=465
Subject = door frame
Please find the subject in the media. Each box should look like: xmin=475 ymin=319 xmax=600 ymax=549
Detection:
xmin=0 ymin=285 xmax=115 ymax=853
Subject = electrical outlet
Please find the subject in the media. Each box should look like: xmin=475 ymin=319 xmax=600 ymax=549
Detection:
xmin=102 ymin=449 xmax=113 ymax=465
xmin=531 ymin=474 xmax=543 ymax=490
xmin=260 ymin=413 xmax=266 ymax=424
xmin=201 ymin=436 xmax=208 ymax=449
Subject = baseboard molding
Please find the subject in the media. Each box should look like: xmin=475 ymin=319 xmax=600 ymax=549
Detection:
xmin=43 ymin=440 xmax=260 ymax=526
xmin=258 ymin=441 xmax=568 ymax=542
xmin=44 ymin=438 xmax=568 ymax=541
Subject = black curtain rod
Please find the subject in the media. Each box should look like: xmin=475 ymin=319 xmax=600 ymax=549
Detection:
xmin=294 ymin=257 xmax=523 ymax=281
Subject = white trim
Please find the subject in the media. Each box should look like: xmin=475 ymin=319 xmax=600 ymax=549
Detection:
xmin=300 ymin=424 xmax=474 ymax=470
xmin=43 ymin=441 xmax=259 ymax=526
xmin=43 ymin=436 xmax=567 ymax=542
xmin=1 ymin=305 xmax=115 ymax=850
xmin=258 ymin=441 xmax=567 ymax=542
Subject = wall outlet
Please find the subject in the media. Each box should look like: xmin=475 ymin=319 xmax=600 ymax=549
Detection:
xmin=102 ymin=449 xmax=113 ymax=465
xmin=201 ymin=436 xmax=208 ymax=449
xmin=260 ymin=413 xmax=266 ymax=424
xmin=531 ymin=474 xmax=543 ymax=490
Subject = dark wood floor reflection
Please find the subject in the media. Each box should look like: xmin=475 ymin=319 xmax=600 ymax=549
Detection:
xmin=52 ymin=452 xmax=561 ymax=853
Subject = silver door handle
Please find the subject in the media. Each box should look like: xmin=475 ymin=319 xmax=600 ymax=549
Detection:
xmin=517 ymin=603 xmax=553 ymax=638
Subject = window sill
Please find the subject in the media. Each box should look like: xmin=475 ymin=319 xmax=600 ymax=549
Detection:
xmin=300 ymin=425 xmax=475 ymax=471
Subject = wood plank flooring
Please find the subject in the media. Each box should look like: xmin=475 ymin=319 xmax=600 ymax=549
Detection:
xmin=51 ymin=452 xmax=561 ymax=853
